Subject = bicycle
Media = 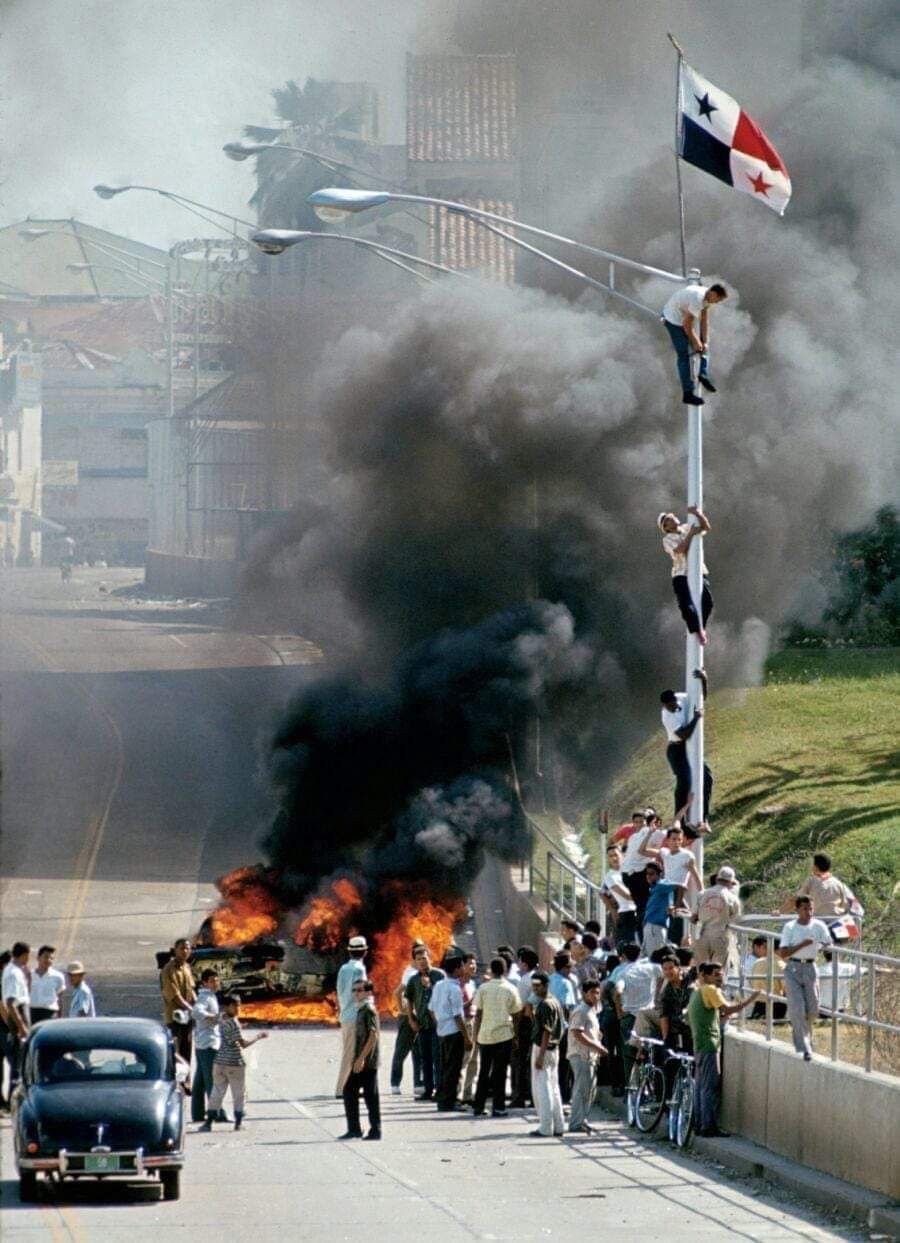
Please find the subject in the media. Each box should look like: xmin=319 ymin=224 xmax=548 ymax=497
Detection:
xmin=624 ymin=1035 xmax=667 ymax=1133
xmin=666 ymin=1049 xmax=695 ymax=1148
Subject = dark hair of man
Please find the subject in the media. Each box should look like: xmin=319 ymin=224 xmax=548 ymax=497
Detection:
xmin=462 ymin=952 xmax=477 ymax=965
xmin=660 ymin=690 xmax=677 ymax=704
xmin=665 ymin=826 xmax=681 ymax=840
xmin=708 ymin=282 xmax=727 ymax=297
xmin=581 ymin=979 xmax=600 ymax=996
xmin=561 ymin=919 xmax=581 ymax=934
xmin=751 ymin=935 xmax=767 ymax=949
xmin=659 ymin=955 xmax=679 ymax=968
xmin=496 ymin=948 xmax=514 ymax=971
xmin=632 ymin=811 xmax=646 ymax=821
xmin=676 ymin=947 xmax=695 ymax=967
xmin=0 ymin=950 xmax=10 ymax=969
xmin=11 ymin=941 xmax=30 ymax=959
xmin=173 ymin=937 xmax=190 ymax=950
xmin=443 ymin=956 xmax=464 ymax=975
xmin=38 ymin=945 xmax=56 ymax=958
xmin=411 ymin=940 xmax=426 ymax=954
xmin=517 ymin=946 xmax=540 ymax=970
xmin=581 ymin=932 xmax=598 ymax=952
xmin=489 ymin=957 xmax=506 ymax=977
xmin=531 ymin=971 xmax=549 ymax=987
xmin=553 ymin=952 xmax=571 ymax=971
xmin=584 ymin=920 xmax=601 ymax=936
xmin=795 ymin=895 xmax=812 ymax=910
xmin=222 ymin=993 xmax=241 ymax=1007
xmin=813 ymin=853 xmax=831 ymax=872
xmin=646 ymin=862 xmax=662 ymax=876
xmin=604 ymin=954 xmax=620 ymax=972
xmin=497 ymin=944 xmax=515 ymax=959
xmin=200 ymin=968 xmax=219 ymax=983
xmin=622 ymin=944 xmax=641 ymax=963
xmin=650 ymin=944 xmax=676 ymax=964
xmin=698 ymin=962 xmax=721 ymax=977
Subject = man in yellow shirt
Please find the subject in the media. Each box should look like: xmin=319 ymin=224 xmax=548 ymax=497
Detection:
xmin=687 ymin=961 xmax=759 ymax=1137
xmin=472 ymin=957 xmax=522 ymax=1118
xmin=160 ymin=938 xmax=196 ymax=1087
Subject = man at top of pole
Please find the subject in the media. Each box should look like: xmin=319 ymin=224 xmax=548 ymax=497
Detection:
xmin=660 ymin=280 xmax=728 ymax=405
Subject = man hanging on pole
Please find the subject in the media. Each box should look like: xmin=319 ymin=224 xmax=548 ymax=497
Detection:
xmin=660 ymin=281 xmax=728 ymax=404
xmin=657 ymin=506 xmax=713 ymax=644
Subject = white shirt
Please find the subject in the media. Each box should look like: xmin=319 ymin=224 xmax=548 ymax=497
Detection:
xmin=621 ymin=827 xmax=666 ymax=875
xmin=516 ymin=968 xmax=535 ymax=1006
xmin=661 ymin=694 xmax=689 ymax=744
xmin=191 ymin=988 xmax=221 ymax=1050
xmin=602 ymin=868 xmax=636 ymax=912
xmin=30 ymin=967 xmax=66 ymax=1010
xmin=779 ymin=918 xmax=832 ymax=960
xmin=429 ymin=976 xmax=464 ymax=1037
xmin=616 ymin=961 xmax=662 ymax=1015
xmin=662 ymin=282 xmax=709 ymax=326
xmin=662 ymin=523 xmax=708 ymax=578
xmin=2 ymin=961 xmax=30 ymax=1007
xmin=661 ymin=848 xmax=696 ymax=887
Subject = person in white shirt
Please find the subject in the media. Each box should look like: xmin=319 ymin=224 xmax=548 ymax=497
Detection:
xmin=2 ymin=942 xmax=31 ymax=1089
xmin=660 ymin=280 xmax=728 ymax=405
xmin=658 ymin=507 xmax=713 ymax=644
xmin=29 ymin=945 xmax=66 ymax=1024
xmin=645 ymin=825 xmax=703 ymax=946
xmin=66 ymin=962 xmax=96 ymax=1018
xmin=660 ymin=671 xmax=713 ymax=825
xmin=191 ymin=968 xmax=223 ymax=1123
xmin=777 ymin=897 xmax=833 ymax=1060
xmin=620 ymin=821 xmax=667 ymax=929
xmin=428 ymin=958 xmax=471 ymax=1110
xmin=602 ymin=845 xmax=639 ymax=947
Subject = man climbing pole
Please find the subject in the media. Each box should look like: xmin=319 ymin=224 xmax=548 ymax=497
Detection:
xmin=657 ymin=506 xmax=713 ymax=644
xmin=660 ymin=281 xmax=728 ymax=405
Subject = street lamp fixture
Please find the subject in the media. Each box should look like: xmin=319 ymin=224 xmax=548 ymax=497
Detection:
xmin=92 ymin=183 xmax=256 ymax=234
xmin=93 ymin=184 xmax=128 ymax=200
xmin=223 ymin=140 xmax=343 ymax=172
xmin=250 ymin=228 xmax=467 ymax=285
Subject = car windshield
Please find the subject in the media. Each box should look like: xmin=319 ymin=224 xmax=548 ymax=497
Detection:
xmin=38 ymin=1045 xmax=163 ymax=1084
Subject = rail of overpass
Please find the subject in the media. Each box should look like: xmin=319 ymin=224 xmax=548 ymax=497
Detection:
xmin=491 ymin=841 xmax=900 ymax=1200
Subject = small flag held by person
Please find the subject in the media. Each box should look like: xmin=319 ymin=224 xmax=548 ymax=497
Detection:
xmin=678 ymin=61 xmax=791 ymax=215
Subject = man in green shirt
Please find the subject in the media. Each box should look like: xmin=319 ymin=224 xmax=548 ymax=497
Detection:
xmin=404 ymin=947 xmax=444 ymax=1100
xmin=340 ymin=980 xmax=381 ymax=1140
xmin=529 ymin=971 xmax=565 ymax=1137
xmin=688 ymin=961 xmax=759 ymax=1137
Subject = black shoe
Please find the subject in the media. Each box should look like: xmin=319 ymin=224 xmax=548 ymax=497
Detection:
xmin=803 ymin=1052 xmax=813 ymax=1062
xmin=528 ymin=1129 xmax=549 ymax=1137
xmin=682 ymin=391 xmax=705 ymax=406
xmin=233 ymin=1112 xmax=244 ymax=1132
xmin=198 ymin=1113 xmax=214 ymax=1132
xmin=363 ymin=1130 xmax=381 ymax=1141
xmin=216 ymin=1111 xmax=231 ymax=1123
xmin=416 ymin=1091 xmax=433 ymax=1101
xmin=472 ymin=1109 xmax=485 ymax=1116
xmin=491 ymin=1109 xmax=508 ymax=1118
xmin=698 ymin=375 xmax=717 ymax=393
xmin=338 ymin=1130 xmax=363 ymax=1140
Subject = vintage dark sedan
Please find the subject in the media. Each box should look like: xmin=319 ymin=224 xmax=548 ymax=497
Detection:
xmin=13 ymin=1017 xmax=186 ymax=1202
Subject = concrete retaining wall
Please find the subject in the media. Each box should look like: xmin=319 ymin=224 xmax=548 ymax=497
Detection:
xmin=144 ymin=549 xmax=238 ymax=598
xmin=494 ymin=860 xmax=546 ymax=954
xmin=723 ymin=1028 xmax=900 ymax=1198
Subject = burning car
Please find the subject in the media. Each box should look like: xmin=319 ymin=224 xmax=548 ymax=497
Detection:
xmin=155 ymin=940 xmax=339 ymax=1003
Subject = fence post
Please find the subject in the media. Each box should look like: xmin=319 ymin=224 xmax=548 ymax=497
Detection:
xmin=830 ymin=949 xmax=840 ymax=1063
xmin=765 ymin=935 xmax=775 ymax=1042
xmin=864 ymin=964 xmax=876 ymax=1072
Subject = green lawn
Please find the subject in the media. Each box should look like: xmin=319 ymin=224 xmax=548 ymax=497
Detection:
xmin=586 ymin=648 xmax=900 ymax=950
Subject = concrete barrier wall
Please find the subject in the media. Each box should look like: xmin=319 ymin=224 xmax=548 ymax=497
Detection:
xmin=494 ymin=860 xmax=546 ymax=954
xmin=723 ymin=1028 xmax=900 ymax=1198
xmin=144 ymin=549 xmax=238 ymax=598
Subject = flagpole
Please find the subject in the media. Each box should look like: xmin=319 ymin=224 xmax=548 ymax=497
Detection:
xmin=668 ymin=32 xmax=688 ymax=277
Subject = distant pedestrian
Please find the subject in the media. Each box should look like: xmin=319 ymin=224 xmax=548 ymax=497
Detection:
xmin=340 ymin=980 xmax=381 ymax=1141
xmin=528 ymin=972 xmax=565 ymax=1138
xmin=2 ymin=942 xmax=31 ymax=1090
xmin=693 ymin=867 xmax=742 ymax=972
xmin=429 ymin=958 xmax=471 ymax=1112
xmin=687 ymin=962 xmax=758 ymax=1137
xmin=66 ymin=962 xmax=96 ymax=1017
xmin=335 ymin=935 xmax=368 ymax=1096
xmin=548 ymin=952 xmax=577 ymax=1105
xmin=30 ymin=945 xmax=65 ymax=1024
xmin=472 ymin=957 xmax=522 ymax=1118
xmin=404 ymin=946 xmax=444 ymax=1101
xmin=460 ymin=952 xmax=480 ymax=1105
xmin=567 ymin=980 xmax=606 ymax=1134
xmin=660 ymin=671 xmax=713 ymax=823
xmin=777 ymin=897 xmax=832 ymax=1060
xmin=510 ymin=946 xmax=539 ymax=1108
xmin=200 ymin=994 xmax=268 ymax=1132
xmin=389 ymin=940 xmax=425 ymax=1096
xmin=160 ymin=938 xmax=196 ymax=1084
xmin=786 ymin=853 xmax=855 ymax=921
xmin=660 ymin=280 xmax=728 ymax=405
xmin=658 ymin=508 xmax=713 ymax=644
xmin=191 ymin=968 xmax=222 ymax=1123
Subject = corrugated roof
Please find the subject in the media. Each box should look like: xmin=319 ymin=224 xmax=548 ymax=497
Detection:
xmin=407 ymin=55 xmax=517 ymax=162
xmin=30 ymin=297 xmax=167 ymax=367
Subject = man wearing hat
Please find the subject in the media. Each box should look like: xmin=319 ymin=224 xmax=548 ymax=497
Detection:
xmin=335 ymin=935 xmax=368 ymax=1095
xmin=693 ymin=869 xmax=742 ymax=974
xmin=66 ymin=962 xmax=96 ymax=1018
xmin=657 ymin=507 xmax=713 ymax=645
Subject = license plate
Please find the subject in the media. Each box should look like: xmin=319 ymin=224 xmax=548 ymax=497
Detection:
xmin=85 ymin=1154 xmax=120 ymax=1173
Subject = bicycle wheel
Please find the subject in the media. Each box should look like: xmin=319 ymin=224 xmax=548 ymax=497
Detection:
xmin=675 ymin=1071 xmax=694 ymax=1148
xmin=625 ymin=1062 xmax=642 ymax=1127
xmin=635 ymin=1065 xmax=666 ymax=1133
xmin=667 ymin=1089 xmax=679 ymax=1143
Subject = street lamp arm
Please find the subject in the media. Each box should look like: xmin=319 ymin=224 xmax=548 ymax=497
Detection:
xmin=25 ymin=228 xmax=171 ymax=273
xmin=323 ymin=234 xmax=468 ymax=278
xmin=93 ymin=184 xmax=257 ymax=233
xmin=250 ymin=229 xmax=465 ymax=281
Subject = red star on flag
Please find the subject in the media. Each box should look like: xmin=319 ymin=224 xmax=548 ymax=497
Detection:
xmin=748 ymin=170 xmax=772 ymax=196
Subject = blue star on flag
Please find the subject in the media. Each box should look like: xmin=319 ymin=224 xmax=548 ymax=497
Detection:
xmin=695 ymin=91 xmax=718 ymax=121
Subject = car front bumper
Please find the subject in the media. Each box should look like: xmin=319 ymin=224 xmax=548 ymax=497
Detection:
xmin=20 ymin=1147 xmax=184 ymax=1174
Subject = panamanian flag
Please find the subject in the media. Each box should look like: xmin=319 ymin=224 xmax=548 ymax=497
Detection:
xmin=679 ymin=62 xmax=791 ymax=216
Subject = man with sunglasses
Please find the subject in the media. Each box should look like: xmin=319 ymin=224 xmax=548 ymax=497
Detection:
xmin=340 ymin=980 xmax=381 ymax=1140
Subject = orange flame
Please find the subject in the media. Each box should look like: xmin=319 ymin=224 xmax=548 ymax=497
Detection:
xmin=294 ymin=877 xmax=364 ymax=953
xmin=209 ymin=865 xmax=280 ymax=946
xmin=242 ymin=997 xmax=338 ymax=1025
xmin=368 ymin=889 xmax=467 ymax=1017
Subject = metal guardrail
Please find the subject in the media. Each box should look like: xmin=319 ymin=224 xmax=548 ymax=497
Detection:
xmin=731 ymin=922 xmax=899 ymax=1074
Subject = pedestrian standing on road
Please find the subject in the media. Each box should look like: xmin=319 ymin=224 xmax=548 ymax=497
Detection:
xmin=567 ymin=980 xmax=606 ymax=1134
xmin=510 ymin=946 xmax=539 ymax=1108
xmin=528 ymin=972 xmax=565 ymax=1138
xmin=687 ymin=962 xmax=759 ymax=1137
xmin=459 ymin=952 xmax=481 ymax=1105
xmin=658 ymin=508 xmax=714 ymax=644
xmin=66 ymin=962 xmax=96 ymax=1017
xmin=191 ymin=968 xmax=223 ymax=1123
xmin=335 ymin=935 xmax=368 ymax=1096
xmin=200 ymin=994 xmax=268 ymax=1132
xmin=160 ymin=939 xmax=196 ymax=1087
xmin=548 ymin=952 xmax=577 ymax=1106
xmin=405 ymin=946 xmax=444 ymax=1101
xmin=29 ymin=945 xmax=65 ymax=1024
xmin=472 ymin=957 xmax=522 ymax=1118
xmin=2 ymin=942 xmax=31 ymax=1090
xmin=777 ymin=897 xmax=832 ymax=1061
xmin=693 ymin=867 xmax=742 ymax=973
xmin=340 ymin=980 xmax=381 ymax=1141
xmin=0 ymin=951 xmax=12 ymax=1110
xmin=389 ymin=940 xmax=425 ymax=1096
xmin=614 ymin=944 xmax=662 ymax=1084
xmin=660 ymin=280 xmax=728 ymax=406
xmin=429 ymin=958 xmax=471 ymax=1111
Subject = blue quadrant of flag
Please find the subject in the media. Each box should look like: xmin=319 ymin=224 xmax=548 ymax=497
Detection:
xmin=681 ymin=115 xmax=733 ymax=187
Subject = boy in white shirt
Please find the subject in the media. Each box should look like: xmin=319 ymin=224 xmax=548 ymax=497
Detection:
xmin=777 ymin=897 xmax=833 ymax=1060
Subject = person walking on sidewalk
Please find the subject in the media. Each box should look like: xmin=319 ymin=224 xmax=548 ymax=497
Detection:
xmin=200 ymin=994 xmax=268 ymax=1132
xmin=660 ymin=281 xmax=728 ymax=405
xmin=472 ymin=957 xmax=522 ymax=1118
xmin=567 ymin=980 xmax=606 ymax=1134
xmin=687 ymin=962 xmax=759 ymax=1137
xmin=191 ymin=968 xmax=222 ymax=1123
xmin=340 ymin=980 xmax=382 ymax=1141
xmin=335 ymin=935 xmax=368 ymax=1096
xmin=528 ymin=972 xmax=565 ymax=1138
xmin=777 ymin=897 xmax=832 ymax=1061
xmin=658 ymin=508 xmax=713 ymax=644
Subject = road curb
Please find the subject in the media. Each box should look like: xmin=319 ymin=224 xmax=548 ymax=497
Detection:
xmin=592 ymin=1084 xmax=899 ymax=1235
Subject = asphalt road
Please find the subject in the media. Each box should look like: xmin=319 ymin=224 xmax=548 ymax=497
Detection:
xmin=0 ymin=1027 xmax=865 ymax=1242
xmin=0 ymin=566 xmax=320 ymax=1012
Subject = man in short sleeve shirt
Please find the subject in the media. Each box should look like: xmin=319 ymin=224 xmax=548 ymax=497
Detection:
xmin=778 ymin=897 xmax=832 ymax=1059
xmin=660 ymin=281 xmax=728 ymax=404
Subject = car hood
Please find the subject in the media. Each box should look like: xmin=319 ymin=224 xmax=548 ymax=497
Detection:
xmin=31 ymin=1082 xmax=179 ymax=1150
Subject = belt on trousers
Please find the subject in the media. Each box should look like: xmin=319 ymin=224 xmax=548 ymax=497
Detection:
xmin=787 ymin=958 xmax=814 ymax=963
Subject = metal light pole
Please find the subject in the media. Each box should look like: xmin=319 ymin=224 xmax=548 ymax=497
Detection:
xmin=686 ymin=351 xmax=705 ymax=877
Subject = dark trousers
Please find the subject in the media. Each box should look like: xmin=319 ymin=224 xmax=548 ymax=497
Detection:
xmin=672 ymin=574 xmax=713 ymax=636
xmin=663 ymin=320 xmax=710 ymax=392
xmin=599 ymin=1007 xmax=624 ymax=1090
xmin=168 ymin=1021 xmax=193 ymax=1084
xmin=343 ymin=1068 xmax=381 ymax=1135
xmin=473 ymin=1039 xmax=512 ymax=1114
xmin=557 ymin=1031 xmax=573 ymax=1103
xmin=623 ymin=869 xmax=650 ymax=928
xmin=437 ymin=1032 xmax=465 ymax=1109
xmin=417 ymin=1027 xmax=440 ymax=1096
xmin=511 ymin=1013 xmax=533 ymax=1105
xmin=30 ymin=1008 xmax=58 ymax=1025
xmin=666 ymin=741 xmax=713 ymax=820
xmin=615 ymin=909 xmax=639 ymax=947
xmin=192 ymin=1047 xmax=216 ymax=1121
xmin=390 ymin=1016 xmax=423 ymax=1089
xmin=694 ymin=1050 xmax=720 ymax=1133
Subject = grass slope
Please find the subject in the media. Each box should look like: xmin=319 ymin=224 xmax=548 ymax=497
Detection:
xmin=594 ymin=648 xmax=900 ymax=949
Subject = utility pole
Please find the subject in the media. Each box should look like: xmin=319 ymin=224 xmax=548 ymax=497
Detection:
xmin=685 ymin=324 xmax=705 ymax=880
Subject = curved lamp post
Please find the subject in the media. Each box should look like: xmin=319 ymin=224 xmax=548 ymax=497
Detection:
xmin=250 ymin=228 xmax=468 ymax=284
xmin=93 ymin=184 xmax=256 ymax=236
